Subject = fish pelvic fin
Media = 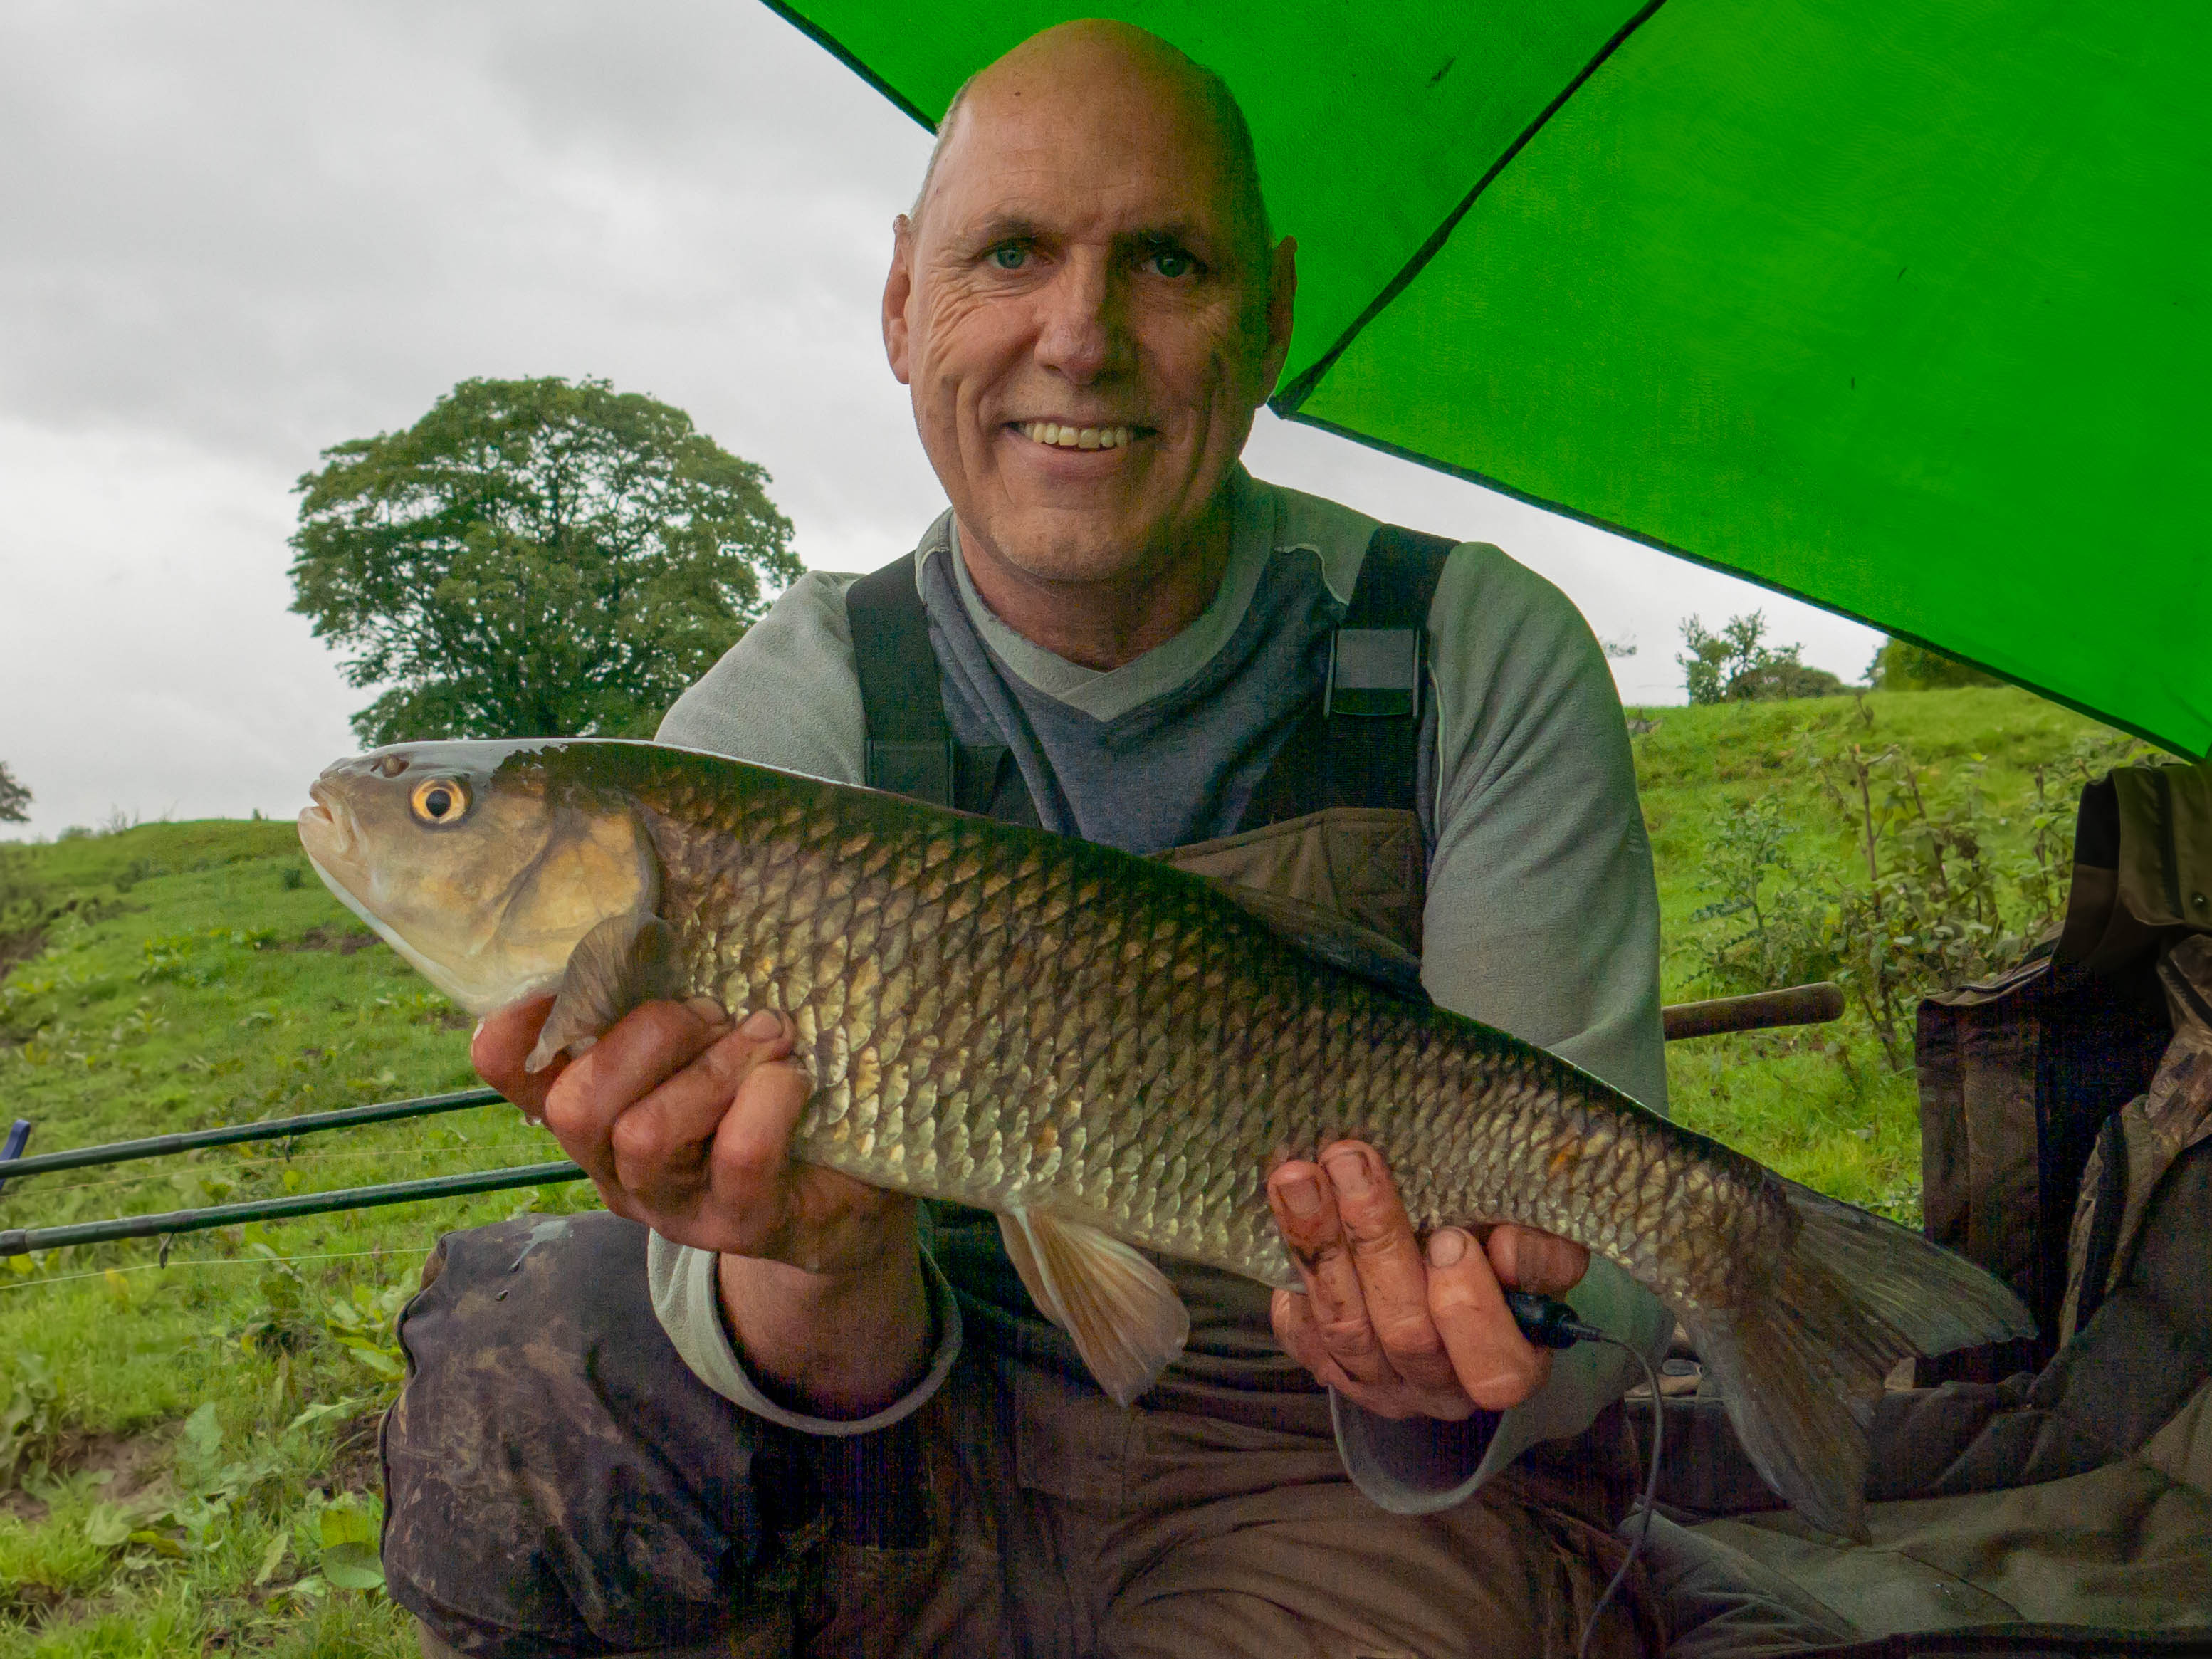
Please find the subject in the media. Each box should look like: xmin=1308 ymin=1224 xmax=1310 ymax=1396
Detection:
xmin=997 ymin=1209 xmax=1189 ymax=1407
xmin=1683 ymin=1178 xmax=2035 ymax=1542
xmin=524 ymin=912 xmax=683 ymax=1073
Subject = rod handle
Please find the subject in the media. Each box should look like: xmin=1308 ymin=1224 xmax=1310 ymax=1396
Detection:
xmin=1662 ymin=982 xmax=1845 ymax=1042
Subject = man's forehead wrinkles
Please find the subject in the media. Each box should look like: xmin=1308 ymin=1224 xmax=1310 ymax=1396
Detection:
xmin=955 ymin=209 xmax=1220 ymax=248
xmin=938 ymin=171 xmax=1230 ymax=244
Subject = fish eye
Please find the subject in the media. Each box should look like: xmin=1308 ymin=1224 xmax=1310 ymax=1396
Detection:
xmin=409 ymin=778 xmax=471 ymax=825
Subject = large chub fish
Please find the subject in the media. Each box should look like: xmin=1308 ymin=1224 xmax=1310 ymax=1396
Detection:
xmin=299 ymin=738 xmax=2033 ymax=1539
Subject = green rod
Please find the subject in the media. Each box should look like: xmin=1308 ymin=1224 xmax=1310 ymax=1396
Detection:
xmin=0 ymin=1087 xmax=505 ymax=1183
xmin=0 ymin=1161 xmax=586 ymax=1257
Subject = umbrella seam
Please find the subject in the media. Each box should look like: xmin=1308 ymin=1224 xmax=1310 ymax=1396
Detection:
xmin=1269 ymin=0 xmax=1675 ymax=416
xmin=1281 ymin=411 xmax=2202 ymax=760
xmin=758 ymin=0 xmax=941 ymax=131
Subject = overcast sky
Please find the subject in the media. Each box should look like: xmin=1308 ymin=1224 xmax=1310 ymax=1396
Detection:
xmin=0 ymin=0 xmax=1882 ymax=842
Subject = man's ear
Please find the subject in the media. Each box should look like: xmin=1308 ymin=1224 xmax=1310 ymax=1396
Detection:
xmin=884 ymin=214 xmax=916 ymax=385
xmin=1257 ymin=235 xmax=1299 ymax=403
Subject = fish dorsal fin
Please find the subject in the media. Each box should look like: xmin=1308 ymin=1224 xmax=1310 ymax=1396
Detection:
xmin=997 ymin=1208 xmax=1189 ymax=1406
xmin=525 ymin=912 xmax=683 ymax=1073
xmin=1199 ymin=879 xmax=1429 ymax=1007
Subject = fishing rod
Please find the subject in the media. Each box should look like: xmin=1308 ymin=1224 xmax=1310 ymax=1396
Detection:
xmin=0 ymin=1161 xmax=586 ymax=1257
xmin=1660 ymin=980 xmax=1843 ymax=1042
xmin=0 ymin=1086 xmax=503 ymax=1183
xmin=0 ymin=1085 xmax=561 ymax=1262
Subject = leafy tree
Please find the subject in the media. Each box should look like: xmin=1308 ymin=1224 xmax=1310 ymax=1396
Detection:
xmin=0 ymin=761 xmax=28 ymax=825
xmin=1677 ymin=612 xmax=1846 ymax=704
xmin=1866 ymin=637 xmax=2003 ymax=692
xmin=289 ymin=377 xmax=800 ymax=745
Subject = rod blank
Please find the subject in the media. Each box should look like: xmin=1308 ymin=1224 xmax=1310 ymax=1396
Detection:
xmin=0 ymin=1161 xmax=587 ymax=1257
xmin=0 ymin=1087 xmax=503 ymax=1183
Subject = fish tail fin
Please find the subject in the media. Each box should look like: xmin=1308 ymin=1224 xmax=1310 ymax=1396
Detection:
xmin=1682 ymin=1178 xmax=2035 ymax=1541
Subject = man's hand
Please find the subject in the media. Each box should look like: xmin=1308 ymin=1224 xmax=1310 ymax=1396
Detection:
xmin=473 ymin=996 xmax=930 ymax=1416
xmin=1267 ymin=1140 xmax=1588 ymax=1421
xmin=474 ymin=995 xmax=911 ymax=1273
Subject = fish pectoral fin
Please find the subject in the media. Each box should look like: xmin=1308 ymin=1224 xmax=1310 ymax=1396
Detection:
xmin=997 ymin=1208 xmax=1189 ymax=1407
xmin=524 ymin=912 xmax=682 ymax=1073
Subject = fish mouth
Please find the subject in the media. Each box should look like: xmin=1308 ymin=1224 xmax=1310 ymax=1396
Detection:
xmin=297 ymin=779 xmax=358 ymax=868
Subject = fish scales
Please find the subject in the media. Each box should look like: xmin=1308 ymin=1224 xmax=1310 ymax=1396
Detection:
xmin=653 ymin=757 xmax=1685 ymax=1292
xmin=301 ymin=737 xmax=2038 ymax=1537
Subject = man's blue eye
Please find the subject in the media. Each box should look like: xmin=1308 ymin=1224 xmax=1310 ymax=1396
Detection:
xmin=1149 ymin=251 xmax=1193 ymax=278
xmin=991 ymin=246 xmax=1027 ymax=270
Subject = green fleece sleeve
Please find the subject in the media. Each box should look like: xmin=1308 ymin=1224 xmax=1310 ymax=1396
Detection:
xmin=1329 ymin=540 xmax=1673 ymax=1514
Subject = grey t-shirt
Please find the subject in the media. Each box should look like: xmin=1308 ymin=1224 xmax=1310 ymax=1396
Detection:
xmin=650 ymin=468 xmax=1672 ymax=1510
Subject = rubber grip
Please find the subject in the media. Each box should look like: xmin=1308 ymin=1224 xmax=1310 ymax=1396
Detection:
xmin=1504 ymin=1289 xmax=1591 ymax=1349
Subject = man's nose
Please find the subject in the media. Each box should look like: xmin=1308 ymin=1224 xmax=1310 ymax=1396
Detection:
xmin=1032 ymin=253 xmax=1129 ymax=384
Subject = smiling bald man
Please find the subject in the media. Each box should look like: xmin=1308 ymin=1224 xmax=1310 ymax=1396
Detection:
xmin=374 ymin=23 xmax=1815 ymax=1659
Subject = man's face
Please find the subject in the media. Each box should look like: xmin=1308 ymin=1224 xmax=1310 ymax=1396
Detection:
xmin=884 ymin=52 xmax=1295 ymax=587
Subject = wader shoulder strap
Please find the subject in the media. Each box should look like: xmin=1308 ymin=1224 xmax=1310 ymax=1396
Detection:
xmin=844 ymin=554 xmax=1024 ymax=817
xmin=849 ymin=523 xmax=1452 ymax=827
xmin=1235 ymin=523 xmax=1457 ymax=830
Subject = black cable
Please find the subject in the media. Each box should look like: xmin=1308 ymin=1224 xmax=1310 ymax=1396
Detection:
xmin=1578 ymin=1329 xmax=1663 ymax=1659
xmin=1499 ymin=1293 xmax=1665 ymax=1654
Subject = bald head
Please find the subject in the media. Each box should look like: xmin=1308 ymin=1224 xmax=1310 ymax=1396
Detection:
xmin=879 ymin=17 xmax=1298 ymax=656
xmin=911 ymin=21 xmax=1271 ymax=266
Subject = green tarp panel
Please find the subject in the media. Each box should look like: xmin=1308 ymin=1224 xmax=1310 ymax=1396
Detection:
xmin=766 ymin=0 xmax=2212 ymax=756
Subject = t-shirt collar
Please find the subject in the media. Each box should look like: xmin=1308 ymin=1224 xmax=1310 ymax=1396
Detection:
xmin=913 ymin=466 xmax=1280 ymax=724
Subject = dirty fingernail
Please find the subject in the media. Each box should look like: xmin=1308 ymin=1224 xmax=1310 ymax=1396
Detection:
xmin=1428 ymin=1228 xmax=1468 ymax=1267
xmin=1323 ymin=1148 xmax=1372 ymax=1198
xmin=685 ymin=995 xmax=728 ymax=1025
xmin=1279 ymin=1173 xmax=1323 ymax=1217
xmin=739 ymin=1008 xmax=783 ymax=1040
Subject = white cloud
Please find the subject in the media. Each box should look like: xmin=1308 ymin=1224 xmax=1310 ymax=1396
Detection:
xmin=0 ymin=0 xmax=1876 ymax=841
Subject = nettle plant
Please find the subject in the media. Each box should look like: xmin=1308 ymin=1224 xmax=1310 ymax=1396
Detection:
xmin=1682 ymin=719 xmax=2153 ymax=1068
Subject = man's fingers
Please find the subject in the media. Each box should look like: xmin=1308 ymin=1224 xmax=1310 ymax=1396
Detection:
xmin=607 ymin=1009 xmax=792 ymax=1200
xmin=1427 ymin=1227 xmax=1552 ymax=1411
xmin=1270 ymin=1287 xmax=1470 ymax=1421
xmin=1486 ymin=1223 xmax=1590 ymax=1297
xmin=541 ymin=1001 xmax=729 ymax=1185
xmin=698 ymin=1047 xmax=817 ymax=1252
xmin=1269 ymin=1288 xmax=1361 ymax=1397
xmin=1319 ymin=1142 xmax=1461 ymax=1395
xmin=471 ymin=995 xmax=562 ymax=1115
xmin=1266 ymin=1158 xmax=1396 ymax=1388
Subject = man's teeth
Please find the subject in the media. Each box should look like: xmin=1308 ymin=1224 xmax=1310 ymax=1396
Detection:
xmin=1020 ymin=422 xmax=1134 ymax=450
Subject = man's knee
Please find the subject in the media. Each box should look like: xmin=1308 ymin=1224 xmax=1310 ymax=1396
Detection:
xmin=382 ymin=1212 xmax=780 ymax=1656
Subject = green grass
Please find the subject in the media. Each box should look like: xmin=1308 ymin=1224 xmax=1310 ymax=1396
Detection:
xmin=0 ymin=825 xmax=593 ymax=1654
xmin=1635 ymin=684 xmax=2147 ymax=1224
xmin=0 ymin=688 xmax=2154 ymax=1650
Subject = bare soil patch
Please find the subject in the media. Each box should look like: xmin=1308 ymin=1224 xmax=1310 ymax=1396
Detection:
xmin=0 ymin=1425 xmax=169 ymax=1525
xmin=0 ymin=923 xmax=46 ymax=982
xmin=283 ymin=923 xmax=382 ymax=955
xmin=321 ymin=1409 xmax=386 ymax=1500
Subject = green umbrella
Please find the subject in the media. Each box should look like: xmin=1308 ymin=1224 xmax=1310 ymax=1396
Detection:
xmin=767 ymin=1 xmax=2209 ymax=755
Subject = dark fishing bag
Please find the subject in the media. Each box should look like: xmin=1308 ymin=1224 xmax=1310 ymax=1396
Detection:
xmin=1649 ymin=762 xmax=2212 ymax=1655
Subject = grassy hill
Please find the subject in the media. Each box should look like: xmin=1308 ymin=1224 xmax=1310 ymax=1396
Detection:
xmin=0 ymin=686 xmax=2153 ymax=1654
